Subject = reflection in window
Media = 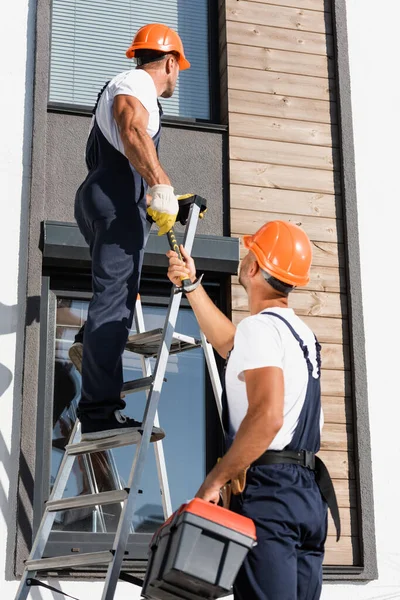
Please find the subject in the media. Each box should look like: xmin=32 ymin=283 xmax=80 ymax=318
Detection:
xmin=52 ymin=298 xmax=206 ymax=534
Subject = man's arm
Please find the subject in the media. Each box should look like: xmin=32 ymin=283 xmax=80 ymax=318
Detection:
xmin=167 ymin=246 xmax=236 ymax=358
xmin=196 ymin=366 xmax=284 ymax=503
xmin=113 ymin=94 xmax=170 ymax=187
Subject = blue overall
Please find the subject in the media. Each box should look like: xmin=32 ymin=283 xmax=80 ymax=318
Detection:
xmin=74 ymin=90 xmax=162 ymax=422
xmin=227 ymin=312 xmax=329 ymax=600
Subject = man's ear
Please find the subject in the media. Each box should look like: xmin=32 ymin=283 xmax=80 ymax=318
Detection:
xmin=248 ymin=258 xmax=259 ymax=278
xmin=165 ymin=55 xmax=175 ymax=74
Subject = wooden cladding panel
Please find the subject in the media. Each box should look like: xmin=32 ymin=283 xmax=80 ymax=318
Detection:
xmin=230 ymin=113 xmax=339 ymax=147
xmin=231 ymin=185 xmax=341 ymax=218
xmin=225 ymin=0 xmax=332 ymax=35
xmin=221 ymin=0 xmax=360 ymax=568
xmin=222 ymin=0 xmax=330 ymax=12
xmin=228 ymin=65 xmax=335 ymax=102
xmin=228 ymin=43 xmax=333 ymax=78
xmin=325 ymin=536 xmax=359 ymax=566
xmin=228 ymin=89 xmax=337 ymax=125
xmin=230 ymin=161 xmax=340 ymax=194
xmin=230 ymin=136 xmax=339 ymax=171
xmin=232 ymin=209 xmax=342 ymax=243
xmin=226 ymin=20 xmax=334 ymax=56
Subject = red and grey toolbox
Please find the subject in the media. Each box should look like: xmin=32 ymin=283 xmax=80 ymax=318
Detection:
xmin=142 ymin=498 xmax=257 ymax=599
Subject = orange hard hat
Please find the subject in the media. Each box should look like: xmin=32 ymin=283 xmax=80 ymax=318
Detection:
xmin=243 ymin=221 xmax=312 ymax=287
xmin=126 ymin=23 xmax=190 ymax=70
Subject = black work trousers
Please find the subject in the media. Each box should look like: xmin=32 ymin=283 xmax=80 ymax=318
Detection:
xmin=74 ymin=189 xmax=150 ymax=421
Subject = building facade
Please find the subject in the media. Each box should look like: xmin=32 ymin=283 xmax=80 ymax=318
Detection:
xmin=1 ymin=0 xmax=399 ymax=598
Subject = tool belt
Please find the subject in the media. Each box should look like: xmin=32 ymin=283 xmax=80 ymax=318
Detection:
xmin=221 ymin=450 xmax=341 ymax=541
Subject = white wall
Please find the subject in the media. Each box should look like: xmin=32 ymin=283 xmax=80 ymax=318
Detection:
xmin=323 ymin=0 xmax=400 ymax=597
xmin=0 ymin=0 xmax=33 ymax=596
xmin=2 ymin=0 xmax=400 ymax=598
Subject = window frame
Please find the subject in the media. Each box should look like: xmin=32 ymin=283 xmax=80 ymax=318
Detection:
xmin=46 ymin=0 xmax=221 ymax=126
xmin=33 ymin=270 xmax=226 ymax=569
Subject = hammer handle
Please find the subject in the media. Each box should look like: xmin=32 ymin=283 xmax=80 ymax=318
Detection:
xmin=167 ymin=229 xmax=192 ymax=289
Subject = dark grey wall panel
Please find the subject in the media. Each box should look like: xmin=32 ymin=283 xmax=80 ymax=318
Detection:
xmin=45 ymin=113 xmax=225 ymax=236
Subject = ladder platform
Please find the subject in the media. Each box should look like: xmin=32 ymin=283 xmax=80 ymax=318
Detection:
xmin=66 ymin=432 xmax=140 ymax=456
xmin=126 ymin=328 xmax=201 ymax=357
xmin=46 ymin=490 xmax=128 ymax=513
xmin=122 ymin=375 xmax=153 ymax=394
xmin=25 ymin=551 xmax=113 ymax=571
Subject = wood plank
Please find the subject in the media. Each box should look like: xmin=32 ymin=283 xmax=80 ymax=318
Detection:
xmin=230 ymin=136 xmax=339 ymax=171
xmin=228 ymin=42 xmax=333 ymax=78
xmin=228 ymin=88 xmax=338 ymax=124
xmin=332 ymin=478 xmax=356 ymax=508
xmin=321 ymin=424 xmax=353 ymax=452
xmin=318 ymin=450 xmax=354 ymax=479
xmin=320 ymin=343 xmax=350 ymax=369
xmin=232 ymin=285 xmax=346 ymax=318
xmin=228 ymin=65 xmax=335 ymax=102
xmin=225 ymin=0 xmax=332 ymax=35
xmin=231 ymin=312 xmax=349 ymax=344
xmin=242 ymin=0 xmax=330 ymax=13
xmin=321 ymin=369 xmax=352 ymax=396
xmin=328 ymin=508 xmax=358 ymax=538
xmin=324 ymin=536 xmax=359 ymax=565
xmin=322 ymin=395 xmax=352 ymax=424
xmin=230 ymin=161 xmax=339 ymax=194
xmin=311 ymin=242 xmax=344 ymax=269
xmin=231 ymin=208 xmax=342 ymax=242
xmin=231 ymin=185 xmax=341 ymax=219
xmin=230 ymin=113 xmax=339 ymax=147
xmin=226 ymin=20 xmax=334 ymax=56
xmin=302 ymin=315 xmax=348 ymax=343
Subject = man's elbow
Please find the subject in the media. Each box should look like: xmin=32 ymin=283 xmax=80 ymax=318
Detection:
xmin=270 ymin=414 xmax=284 ymax=436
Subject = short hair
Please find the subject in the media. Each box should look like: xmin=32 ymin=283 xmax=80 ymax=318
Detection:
xmin=135 ymin=49 xmax=175 ymax=67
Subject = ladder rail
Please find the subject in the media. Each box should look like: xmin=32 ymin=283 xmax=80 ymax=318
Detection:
xmin=134 ymin=297 xmax=173 ymax=520
xmin=101 ymin=204 xmax=200 ymax=600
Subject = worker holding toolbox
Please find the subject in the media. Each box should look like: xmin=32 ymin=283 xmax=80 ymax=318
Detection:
xmin=69 ymin=24 xmax=190 ymax=442
xmin=167 ymin=220 xmax=340 ymax=600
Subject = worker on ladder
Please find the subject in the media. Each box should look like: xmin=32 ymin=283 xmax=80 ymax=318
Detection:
xmin=167 ymin=220 xmax=340 ymax=600
xmin=69 ymin=24 xmax=190 ymax=443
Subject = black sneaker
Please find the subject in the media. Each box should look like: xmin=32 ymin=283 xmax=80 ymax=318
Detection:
xmin=80 ymin=410 xmax=165 ymax=443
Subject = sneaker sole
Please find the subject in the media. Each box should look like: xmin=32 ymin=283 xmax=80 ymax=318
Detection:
xmin=81 ymin=428 xmax=165 ymax=443
xmin=68 ymin=343 xmax=83 ymax=374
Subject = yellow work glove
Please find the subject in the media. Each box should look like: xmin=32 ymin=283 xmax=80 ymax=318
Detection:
xmin=147 ymin=184 xmax=179 ymax=236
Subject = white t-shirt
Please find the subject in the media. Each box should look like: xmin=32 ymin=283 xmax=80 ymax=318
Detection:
xmin=94 ymin=69 xmax=160 ymax=156
xmin=225 ymin=307 xmax=324 ymax=450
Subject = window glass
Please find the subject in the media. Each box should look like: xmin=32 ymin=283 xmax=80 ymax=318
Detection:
xmin=52 ymin=298 xmax=206 ymax=533
xmin=49 ymin=0 xmax=210 ymax=119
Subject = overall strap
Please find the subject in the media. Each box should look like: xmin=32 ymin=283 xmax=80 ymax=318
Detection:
xmin=262 ymin=312 xmax=321 ymax=376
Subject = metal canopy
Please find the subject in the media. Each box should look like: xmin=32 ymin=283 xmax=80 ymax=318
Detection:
xmin=42 ymin=221 xmax=239 ymax=275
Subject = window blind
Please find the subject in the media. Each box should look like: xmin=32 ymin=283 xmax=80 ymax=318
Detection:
xmin=49 ymin=0 xmax=210 ymax=120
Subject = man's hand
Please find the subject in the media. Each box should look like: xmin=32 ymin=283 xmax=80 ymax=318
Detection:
xmin=147 ymin=185 xmax=179 ymax=236
xmin=166 ymin=245 xmax=196 ymax=286
xmin=195 ymin=478 xmax=221 ymax=505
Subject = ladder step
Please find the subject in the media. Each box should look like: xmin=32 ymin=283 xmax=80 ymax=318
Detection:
xmin=66 ymin=432 xmax=140 ymax=456
xmin=25 ymin=551 xmax=113 ymax=571
xmin=122 ymin=375 xmax=153 ymax=394
xmin=46 ymin=490 xmax=128 ymax=512
xmin=126 ymin=329 xmax=201 ymax=357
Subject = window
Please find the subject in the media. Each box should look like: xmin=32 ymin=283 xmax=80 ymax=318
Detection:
xmin=49 ymin=0 xmax=212 ymax=120
xmin=34 ymin=274 xmax=224 ymax=562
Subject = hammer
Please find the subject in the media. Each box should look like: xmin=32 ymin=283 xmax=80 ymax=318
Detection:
xmin=167 ymin=228 xmax=200 ymax=294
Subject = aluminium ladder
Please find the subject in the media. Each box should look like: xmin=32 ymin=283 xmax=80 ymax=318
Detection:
xmin=15 ymin=198 xmax=223 ymax=600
